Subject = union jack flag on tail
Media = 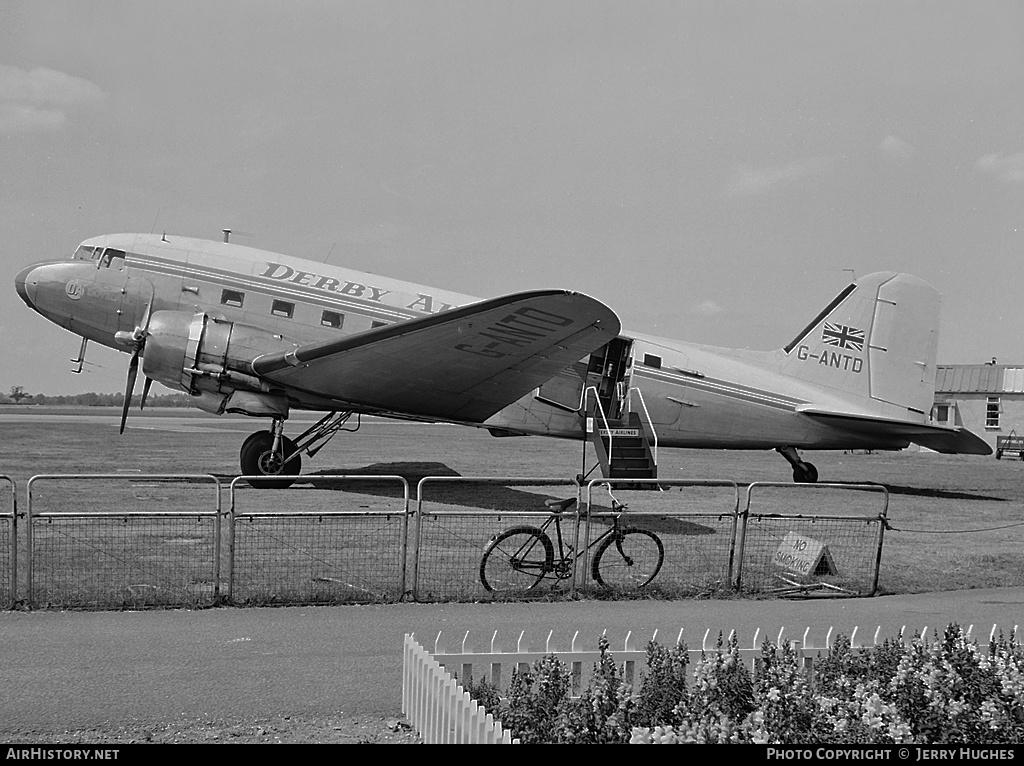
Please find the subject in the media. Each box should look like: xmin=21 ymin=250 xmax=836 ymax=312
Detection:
xmin=821 ymin=322 xmax=865 ymax=351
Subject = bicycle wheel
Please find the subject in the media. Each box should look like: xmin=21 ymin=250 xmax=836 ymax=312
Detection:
xmin=592 ymin=528 xmax=664 ymax=588
xmin=480 ymin=526 xmax=554 ymax=593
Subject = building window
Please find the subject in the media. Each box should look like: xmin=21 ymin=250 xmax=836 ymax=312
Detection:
xmin=220 ymin=289 xmax=244 ymax=308
xmin=933 ymin=404 xmax=949 ymax=424
xmin=271 ymin=300 xmax=294 ymax=318
xmin=986 ymin=397 xmax=1001 ymax=429
xmin=321 ymin=310 xmax=344 ymax=328
xmin=643 ymin=353 xmax=662 ymax=369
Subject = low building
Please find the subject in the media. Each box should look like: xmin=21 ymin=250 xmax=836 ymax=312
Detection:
xmin=932 ymin=363 xmax=1024 ymax=454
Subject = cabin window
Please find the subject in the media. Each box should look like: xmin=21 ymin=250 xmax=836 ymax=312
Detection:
xmin=220 ymin=289 xmax=245 ymax=308
xmin=986 ymin=397 xmax=1001 ymax=429
xmin=371 ymin=320 xmax=389 ymax=329
xmin=321 ymin=310 xmax=344 ymax=328
xmin=73 ymin=245 xmax=95 ymax=261
xmin=643 ymin=353 xmax=662 ymax=369
xmin=271 ymin=300 xmax=294 ymax=318
xmin=100 ymin=248 xmax=126 ymax=270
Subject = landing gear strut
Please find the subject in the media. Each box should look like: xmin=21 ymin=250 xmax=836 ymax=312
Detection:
xmin=776 ymin=446 xmax=818 ymax=484
xmin=238 ymin=411 xmax=358 ymax=489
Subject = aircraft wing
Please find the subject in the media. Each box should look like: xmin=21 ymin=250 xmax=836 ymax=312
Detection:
xmin=797 ymin=407 xmax=993 ymax=455
xmin=251 ymin=290 xmax=620 ymax=423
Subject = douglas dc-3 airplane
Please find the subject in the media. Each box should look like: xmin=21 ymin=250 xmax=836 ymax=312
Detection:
xmin=15 ymin=233 xmax=990 ymax=487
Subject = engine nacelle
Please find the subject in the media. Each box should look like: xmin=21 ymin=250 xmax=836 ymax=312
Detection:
xmin=142 ymin=310 xmax=298 ymax=414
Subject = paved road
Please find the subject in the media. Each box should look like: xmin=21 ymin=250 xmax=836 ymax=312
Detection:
xmin=1 ymin=588 xmax=1023 ymax=734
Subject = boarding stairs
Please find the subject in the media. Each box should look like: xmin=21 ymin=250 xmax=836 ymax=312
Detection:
xmin=575 ymin=338 xmax=659 ymax=484
xmin=587 ymin=407 xmax=658 ymax=481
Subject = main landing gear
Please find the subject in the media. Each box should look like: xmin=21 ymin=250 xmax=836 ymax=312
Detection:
xmin=239 ymin=411 xmax=356 ymax=489
xmin=776 ymin=446 xmax=818 ymax=484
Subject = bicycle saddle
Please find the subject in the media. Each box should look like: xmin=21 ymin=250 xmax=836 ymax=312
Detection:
xmin=544 ymin=497 xmax=577 ymax=514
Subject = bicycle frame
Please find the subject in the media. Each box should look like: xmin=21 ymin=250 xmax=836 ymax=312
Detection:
xmin=518 ymin=508 xmax=624 ymax=592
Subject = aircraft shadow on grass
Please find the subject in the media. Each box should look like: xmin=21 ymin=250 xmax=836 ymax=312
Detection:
xmin=822 ymin=481 xmax=1009 ymax=503
xmin=287 ymin=462 xmax=718 ymax=536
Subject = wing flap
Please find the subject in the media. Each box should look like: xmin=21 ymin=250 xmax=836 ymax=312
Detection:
xmin=798 ymin=407 xmax=992 ymax=455
xmin=252 ymin=290 xmax=620 ymax=422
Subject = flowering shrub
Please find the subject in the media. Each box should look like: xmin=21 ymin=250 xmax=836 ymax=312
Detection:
xmin=469 ymin=623 xmax=1024 ymax=744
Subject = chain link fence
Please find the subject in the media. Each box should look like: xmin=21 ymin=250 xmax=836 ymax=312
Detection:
xmin=0 ymin=477 xmax=14 ymax=609
xmin=735 ymin=482 xmax=889 ymax=596
xmin=581 ymin=479 xmax=742 ymax=597
xmin=227 ymin=476 xmax=410 ymax=604
xmin=412 ymin=477 xmax=579 ymax=601
xmin=26 ymin=475 xmax=222 ymax=609
xmin=10 ymin=473 xmax=891 ymax=608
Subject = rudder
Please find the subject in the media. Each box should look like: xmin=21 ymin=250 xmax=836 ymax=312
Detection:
xmin=778 ymin=272 xmax=940 ymax=416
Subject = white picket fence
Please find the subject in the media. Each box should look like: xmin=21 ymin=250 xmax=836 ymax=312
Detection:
xmin=403 ymin=634 xmax=518 ymax=744
xmin=402 ymin=623 xmax=1019 ymax=744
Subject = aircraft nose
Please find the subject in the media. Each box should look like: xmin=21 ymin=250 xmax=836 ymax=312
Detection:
xmin=14 ymin=264 xmax=37 ymax=308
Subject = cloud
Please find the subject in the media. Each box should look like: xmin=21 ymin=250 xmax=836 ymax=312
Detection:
xmin=976 ymin=153 xmax=1024 ymax=183
xmin=881 ymin=135 xmax=915 ymax=159
xmin=0 ymin=102 xmax=65 ymax=132
xmin=723 ymin=157 xmax=834 ymax=197
xmin=0 ymin=65 xmax=105 ymax=133
xmin=689 ymin=299 xmax=723 ymax=317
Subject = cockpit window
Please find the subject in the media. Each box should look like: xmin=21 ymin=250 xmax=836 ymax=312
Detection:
xmin=72 ymin=245 xmax=95 ymax=261
xmin=100 ymin=248 xmax=126 ymax=270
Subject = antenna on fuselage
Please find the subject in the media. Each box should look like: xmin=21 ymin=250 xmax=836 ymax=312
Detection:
xmin=221 ymin=229 xmax=254 ymax=244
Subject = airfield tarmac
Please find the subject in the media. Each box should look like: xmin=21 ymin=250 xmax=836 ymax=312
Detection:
xmin=1 ymin=408 xmax=1022 ymax=741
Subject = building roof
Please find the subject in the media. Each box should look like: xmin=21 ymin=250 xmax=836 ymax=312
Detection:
xmin=935 ymin=365 xmax=1024 ymax=394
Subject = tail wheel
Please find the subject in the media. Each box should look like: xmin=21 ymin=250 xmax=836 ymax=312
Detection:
xmin=592 ymin=528 xmax=664 ymax=588
xmin=480 ymin=526 xmax=554 ymax=593
xmin=240 ymin=430 xmax=301 ymax=489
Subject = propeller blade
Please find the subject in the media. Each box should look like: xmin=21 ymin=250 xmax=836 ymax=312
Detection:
xmin=139 ymin=296 xmax=154 ymax=333
xmin=120 ymin=352 xmax=139 ymax=434
xmin=140 ymin=377 xmax=153 ymax=411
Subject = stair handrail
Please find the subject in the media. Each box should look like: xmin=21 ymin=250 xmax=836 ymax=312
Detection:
xmin=585 ymin=384 xmax=614 ymax=464
xmin=630 ymin=386 xmax=658 ymax=467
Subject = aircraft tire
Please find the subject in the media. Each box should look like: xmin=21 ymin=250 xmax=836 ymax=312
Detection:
xmin=793 ymin=461 xmax=818 ymax=484
xmin=240 ymin=431 xmax=301 ymax=489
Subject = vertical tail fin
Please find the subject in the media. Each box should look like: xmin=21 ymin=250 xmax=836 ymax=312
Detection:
xmin=778 ymin=272 xmax=940 ymax=416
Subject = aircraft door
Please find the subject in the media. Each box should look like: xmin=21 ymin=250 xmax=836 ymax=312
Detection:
xmin=585 ymin=337 xmax=633 ymax=420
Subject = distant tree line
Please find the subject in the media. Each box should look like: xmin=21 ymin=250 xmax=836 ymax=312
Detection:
xmin=1 ymin=387 xmax=194 ymax=407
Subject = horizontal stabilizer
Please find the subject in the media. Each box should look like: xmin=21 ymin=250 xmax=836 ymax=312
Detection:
xmin=798 ymin=408 xmax=993 ymax=455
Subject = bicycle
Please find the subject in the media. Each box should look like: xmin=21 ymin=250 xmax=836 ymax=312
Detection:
xmin=479 ymin=490 xmax=665 ymax=593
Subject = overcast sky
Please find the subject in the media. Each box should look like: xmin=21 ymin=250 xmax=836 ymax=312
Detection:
xmin=2 ymin=0 xmax=1022 ymax=396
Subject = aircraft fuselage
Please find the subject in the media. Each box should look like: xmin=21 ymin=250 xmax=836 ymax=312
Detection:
xmin=16 ymin=233 xmax=913 ymax=454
